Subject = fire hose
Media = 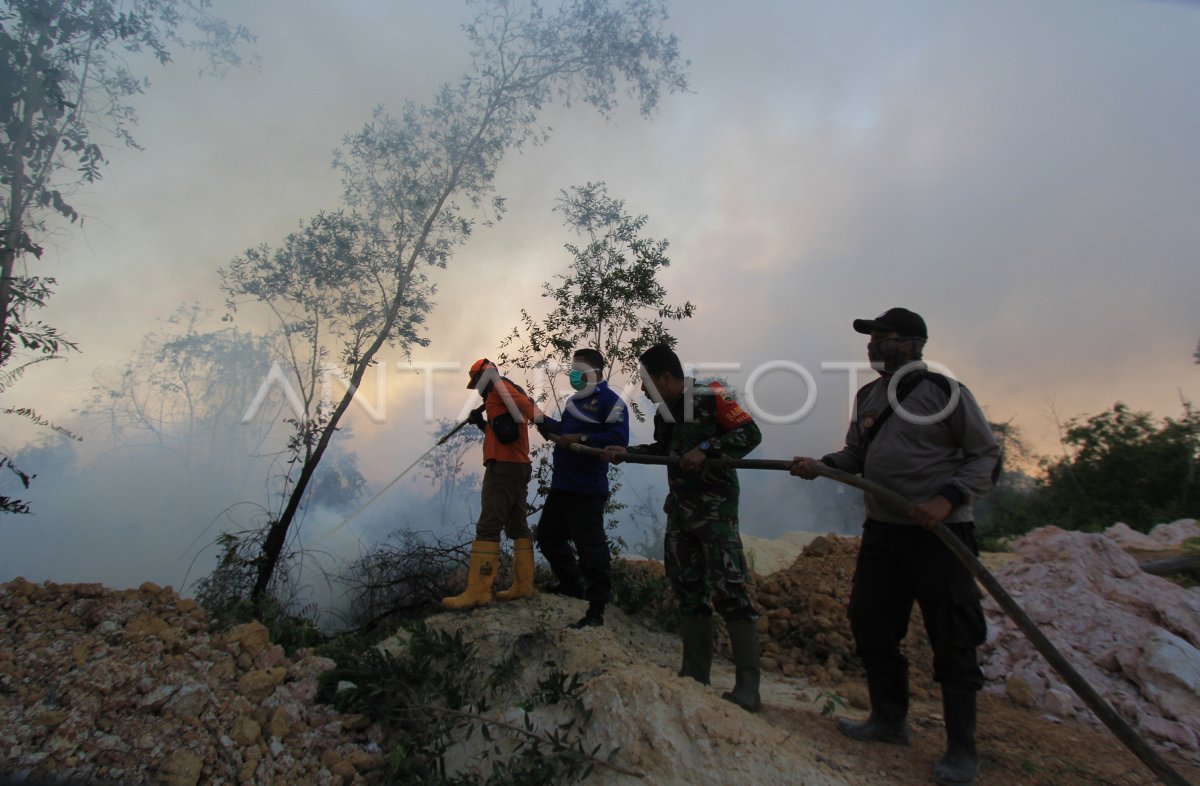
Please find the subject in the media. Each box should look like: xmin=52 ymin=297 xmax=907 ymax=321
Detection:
xmin=565 ymin=442 xmax=1194 ymax=786
xmin=318 ymin=405 xmax=487 ymax=544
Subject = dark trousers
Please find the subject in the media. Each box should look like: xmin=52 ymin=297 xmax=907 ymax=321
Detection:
xmin=536 ymin=489 xmax=611 ymax=605
xmin=848 ymin=520 xmax=986 ymax=716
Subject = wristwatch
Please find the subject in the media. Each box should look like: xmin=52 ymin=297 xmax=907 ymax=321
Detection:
xmin=698 ymin=438 xmax=721 ymax=456
xmin=579 ymin=434 xmax=589 ymax=444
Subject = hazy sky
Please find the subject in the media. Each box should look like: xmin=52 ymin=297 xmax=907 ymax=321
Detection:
xmin=3 ymin=0 xmax=1199 ymax=590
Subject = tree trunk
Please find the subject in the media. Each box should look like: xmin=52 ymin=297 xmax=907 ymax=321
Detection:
xmin=250 ymin=345 xmax=386 ymax=600
xmin=0 ymin=245 xmax=16 ymax=366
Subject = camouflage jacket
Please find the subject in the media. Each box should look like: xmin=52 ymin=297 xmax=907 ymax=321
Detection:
xmin=628 ymin=378 xmax=762 ymax=514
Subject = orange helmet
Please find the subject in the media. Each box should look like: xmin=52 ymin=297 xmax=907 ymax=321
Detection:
xmin=467 ymin=358 xmax=496 ymax=388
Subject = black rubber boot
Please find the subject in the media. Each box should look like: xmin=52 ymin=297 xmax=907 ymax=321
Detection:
xmin=545 ymin=580 xmax=585 ymax=599
xmin=933 ymin=687 xmax=979 ymax=786
xmin=836 ymin=712 xmax=911 ymax=744
xmin=677 ymin=615 xmax=714 ymax=685
xmin=720 ymin=619 xmax=762 ymax=712
xmin=837 ymin=670 xmax=911 ymax=744
xmin=568 ymin=601 xmax=605 ymax=629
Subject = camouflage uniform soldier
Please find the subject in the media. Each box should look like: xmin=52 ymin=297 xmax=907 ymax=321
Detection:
xmin=603 ymin=344 xmax=763 ymax=711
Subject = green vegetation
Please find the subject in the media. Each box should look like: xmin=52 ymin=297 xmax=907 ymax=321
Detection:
xmin=610 ymin=559 xmax=679 ymax=632
xmin=194 ymin=530 xmax=326 ymax=651
xmin=317 ymin=621 xmax=633 ymax=785
xmin=978 ymin=402 xmax=1199 ymax=547
xmin=817 ymin=689 xmax=846 ymax=719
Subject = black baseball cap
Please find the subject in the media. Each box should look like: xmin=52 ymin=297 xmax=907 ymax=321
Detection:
xmin=853 ymin=307 xmax=928 ymax=339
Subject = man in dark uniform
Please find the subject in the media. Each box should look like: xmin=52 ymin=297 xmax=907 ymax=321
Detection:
xmin=603 ymin=344 xmax=764 ymax=712
xmin=536 ymin=348 xmax=630 ymax=629
xmin=791 ymin=308 xmax=1000 ymax=786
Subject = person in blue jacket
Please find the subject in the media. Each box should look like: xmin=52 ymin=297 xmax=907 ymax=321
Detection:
xmin=536 ymin=348 xmax=630 ymax=628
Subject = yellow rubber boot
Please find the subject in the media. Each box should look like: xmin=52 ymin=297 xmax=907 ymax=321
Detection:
xmin=442 ymin=540 xmax=499 ymax=610
xmin=495 ymin=537 xmax=536 ymax=602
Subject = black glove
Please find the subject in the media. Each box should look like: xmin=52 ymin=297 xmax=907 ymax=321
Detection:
xmin=467 ymin=406 xmax=486 ymax=430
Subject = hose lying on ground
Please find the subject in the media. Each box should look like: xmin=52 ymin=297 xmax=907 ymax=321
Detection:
xmin=1139 ymin=553 xmax=1200 ymax=577
xmin=564 ymin=443 xmax=1194 ymax=786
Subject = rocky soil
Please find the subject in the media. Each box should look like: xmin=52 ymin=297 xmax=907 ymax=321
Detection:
xmin=0 ymin=580 xmax=383 ymax=785
xmin=3 ymin=522 xmax=1199 ymax=786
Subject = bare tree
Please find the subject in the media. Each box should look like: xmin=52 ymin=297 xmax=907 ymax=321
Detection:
xmin=82 ymin=304 xmax=277 ymax=472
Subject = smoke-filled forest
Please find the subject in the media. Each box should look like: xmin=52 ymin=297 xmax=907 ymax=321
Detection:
xmin=1 ymin=0 xmax=1195 ymax=612
xmin=1 ymin=2 xmax=1199 ymax=783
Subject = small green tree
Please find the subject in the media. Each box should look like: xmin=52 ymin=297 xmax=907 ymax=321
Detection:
xmin=986 ymin=403 xmax=1200 ymax=537
xmin=223 ymin=0 xmax=687 ymax=600
xmin=1052 ymin=402 xmax=1198 ymax=529
xmin=501 ymin=181 xmax=694 ymax=390
xmin=497 ymin=181 xmax=695 ymax=551
xmin=974 ymin=421 xmax=1037 ymax=547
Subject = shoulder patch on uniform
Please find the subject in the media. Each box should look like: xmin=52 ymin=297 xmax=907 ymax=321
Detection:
xmin=708 ymin=381 xmax=753 ymax=430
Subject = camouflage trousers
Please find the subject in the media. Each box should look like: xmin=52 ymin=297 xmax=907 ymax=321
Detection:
xmin=663 ymin=496 xmax=757 ymax=621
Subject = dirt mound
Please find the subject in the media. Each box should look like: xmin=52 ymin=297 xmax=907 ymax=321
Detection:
xmin=0 ymin=578 xmax=380 ymax=785
xmin=741 ymin=531 xmax=822 ymax=576
xmin=405 ymin=577 xmax=1195 ymax=786
xmin=421 ymin=596 xmax=854 ymax=786
xmin=1102 ymin=519 xmax=1200 ymax=552
xmin=743 ymin=534 xmax=938 ymax=698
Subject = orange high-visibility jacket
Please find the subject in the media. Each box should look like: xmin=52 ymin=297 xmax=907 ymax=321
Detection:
xmin=482 ymin=378 xmax=539 ymax=464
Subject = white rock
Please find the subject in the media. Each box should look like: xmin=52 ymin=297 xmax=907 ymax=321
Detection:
xmin=1044 ymin=689 xmax=1077 ymax=718
xmin=1103 ymin=519 xmax=1200 ymax=550
xmin=1130 ymin=629 xmax=1200 ymax=721
xmin=981 ymin=527 xmax=1200 ymax=751
xmin=1139 ymin=714 xmax=1198 ymax=749
xmin=1150 ymin=519 xmax=1200 ymax=547
xmin=1102 ymin=522 xmax=1157 ymax=550
xmin=139 ymin=684 xmax=178 ymax=710
xmin=165 ymin=683 xmax=213 ymax=718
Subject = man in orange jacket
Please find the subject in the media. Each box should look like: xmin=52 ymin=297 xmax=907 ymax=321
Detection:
xmin=442 ymin=358 xmax=541 ymax=610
